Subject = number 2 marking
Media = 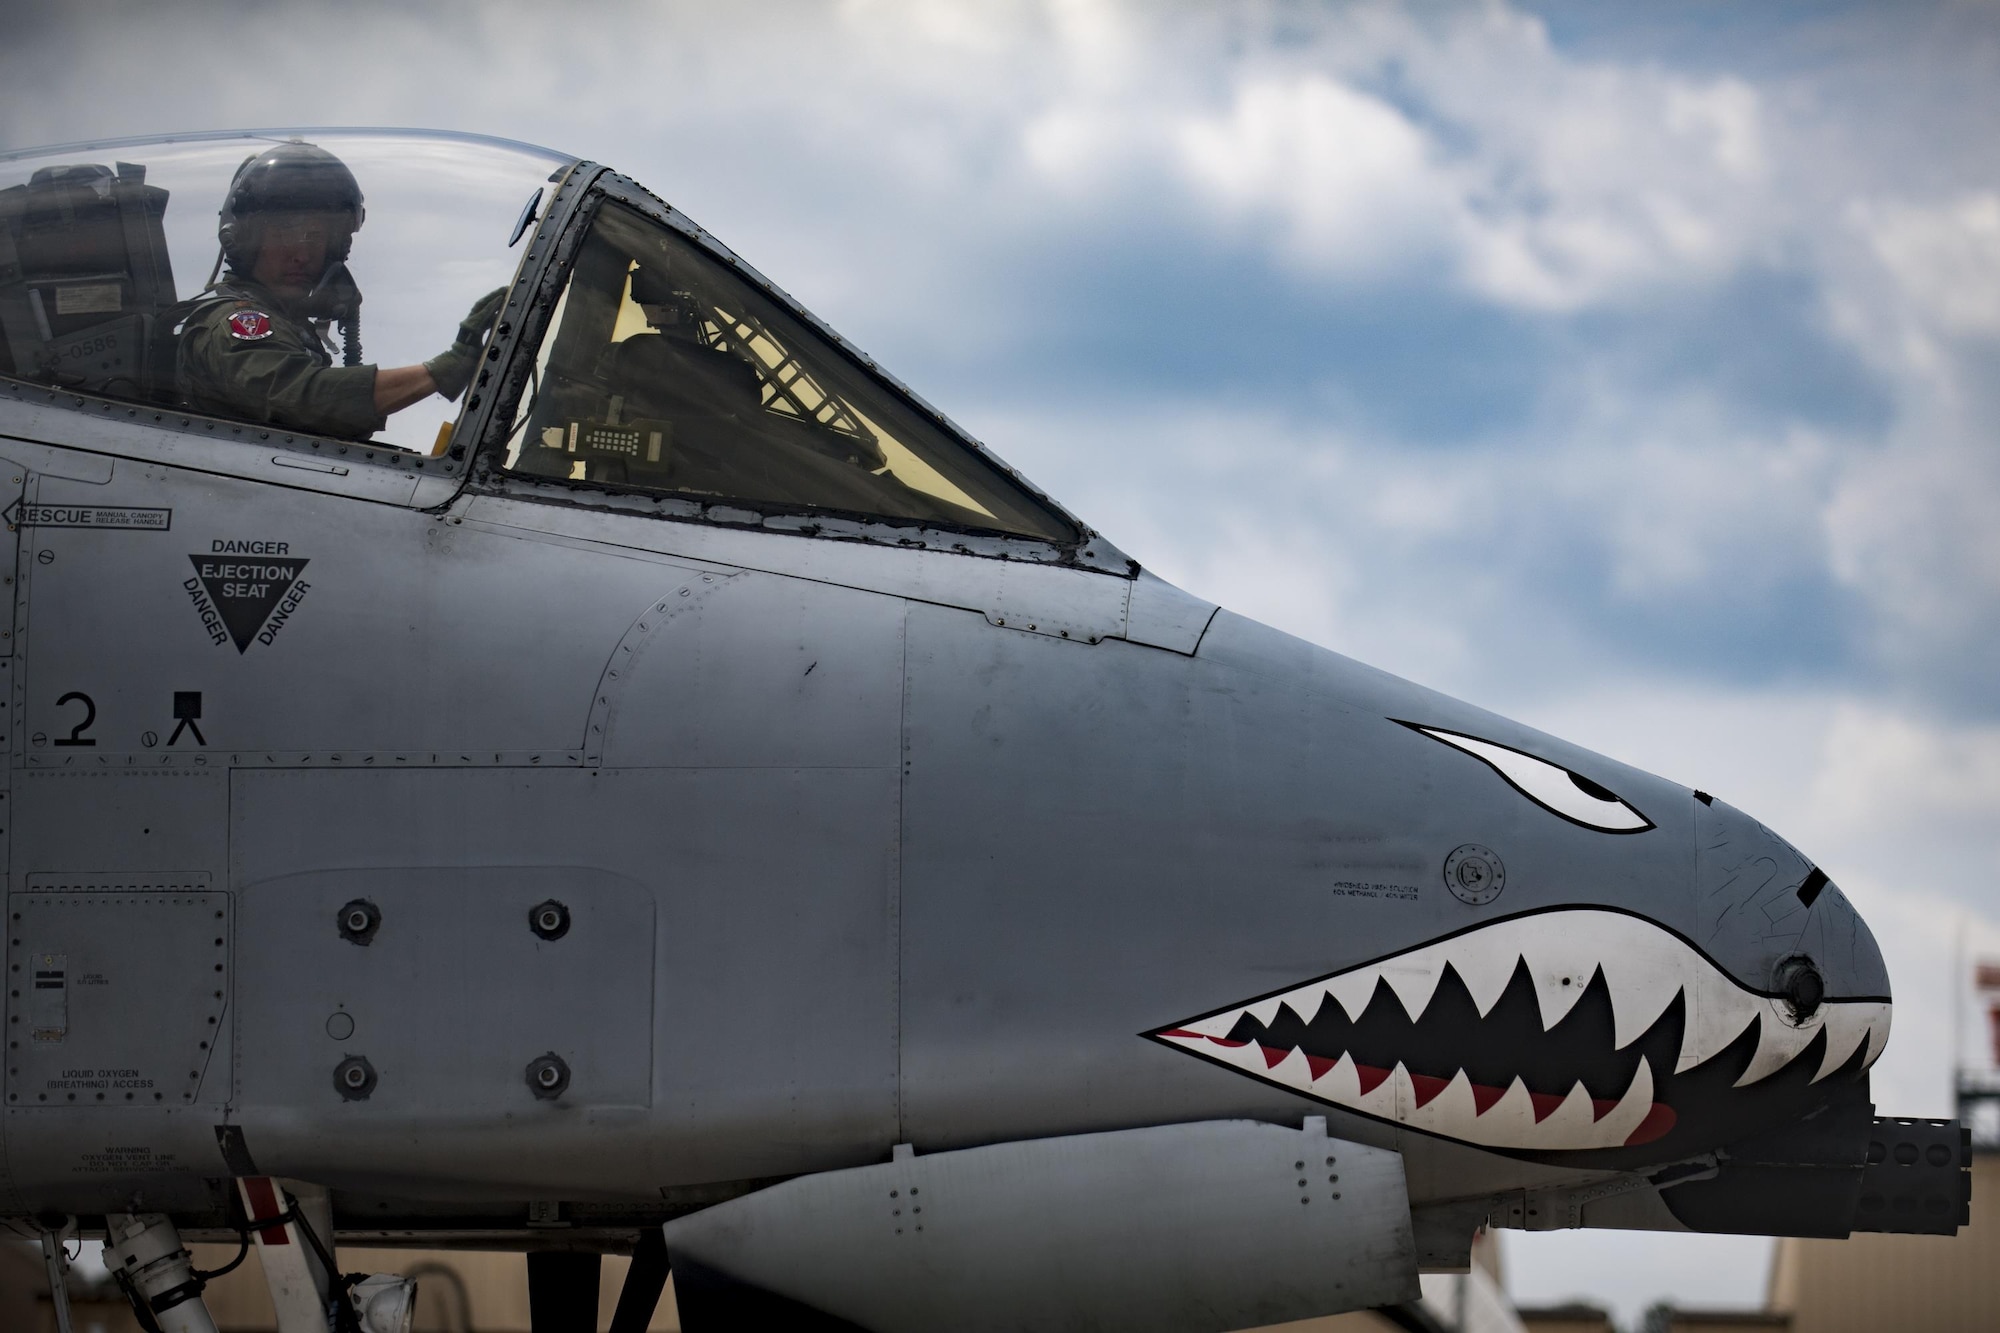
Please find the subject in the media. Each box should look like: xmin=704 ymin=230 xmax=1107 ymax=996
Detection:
xmin=52 ymin=691 xmax=96 ymax=747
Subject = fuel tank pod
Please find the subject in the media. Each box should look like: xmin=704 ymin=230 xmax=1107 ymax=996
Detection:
xmin=663 ymin=1119 xmax=1419 ymax=1333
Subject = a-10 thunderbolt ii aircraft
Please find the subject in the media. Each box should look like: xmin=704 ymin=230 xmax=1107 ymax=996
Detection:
xmin=0 ymin=128 xmax=1970 ymax=1333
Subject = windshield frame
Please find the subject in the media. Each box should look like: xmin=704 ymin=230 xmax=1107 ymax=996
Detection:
xmin=467 ymin=172 xmax=1124 ymax=574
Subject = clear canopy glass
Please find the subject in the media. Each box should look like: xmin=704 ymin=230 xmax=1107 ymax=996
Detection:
xmin=503 ymin=198 xmax=1075 ymax=543
xmin=0 ymin=129 xmax=573 ymax=453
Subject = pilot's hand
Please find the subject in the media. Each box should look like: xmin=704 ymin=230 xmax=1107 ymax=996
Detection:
xmin=424 ymin=287 xmax=509 ymax=403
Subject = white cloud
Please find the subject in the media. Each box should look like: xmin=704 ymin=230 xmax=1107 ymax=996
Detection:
xmin=1856 ymin=191 xmax=2000 ymax=335
xmin=1173 ymin=74 xmax=1454 ymax=272
xmin=1824 ymin=431 xmax=2000 ymax=702
xmin=1134 ymin=5 xmax=1782 ymax=310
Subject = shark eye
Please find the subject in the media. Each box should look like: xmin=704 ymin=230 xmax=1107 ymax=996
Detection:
xmin=1399 ymin=723 xmax=1655 ymax=834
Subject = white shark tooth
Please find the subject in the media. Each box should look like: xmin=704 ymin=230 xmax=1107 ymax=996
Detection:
xmin=1859 ymin=1001 xmax=1891 ymax=1069
xmin=1323 ymin=967 xmax=1385 ymax=1023
xmin=1300 ymin=1051 xmax=1387 ymax=1121
xmin=1866 ymin=1005 xmax=1892 ymax=1068
xmin=1684 ymin=968 xmax=1763 ymax=1071
xmin=1351 ymin=1055 xmax=1400 ymax=1120
xmin=1525 ymin=956 xmax=1591 ymax=1030
xmin=1606 ymin=952 xmax=1687 ymax=1050
xmin=1284 ymin=984 xmax=1336 ymax=1026
xmin=1812 ymin=1001 xmax=1891 ymax=1082
xmin=1465 ymin=1076 xmax=1538 ymax=1147
xmin=1529 ymin=1081 xmax=1596 ymax=1145
xmin=1732 ymin=1008 xmax=1823 ymax=1088
xmin=1438 ymin=937 xmax=1520 ymax=1017
xmin=1402 ymin=1067 xmax=1476 ymax=1135
xmin=1317 ymin=1049 xmax=1361 ymax=1101
xmin=1812 ymin=1004 xmax=1868 ymax=1083
xmin=1264 ymin=1043 xmax=1316 ymax=1090
xmin=1591 ymin=1056 xmax=1659 ymax=1148
xmin=1244 ymin=996 xmax=1288 ymax=1028
xmin=1379 ymin=960 xmax=1446 ymax=1021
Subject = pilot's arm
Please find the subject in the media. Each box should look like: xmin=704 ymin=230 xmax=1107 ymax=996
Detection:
xmin=177 ymin=288 xmax=506 ymax=440
xmin=177 ymin=300 xmax=386 ymax=440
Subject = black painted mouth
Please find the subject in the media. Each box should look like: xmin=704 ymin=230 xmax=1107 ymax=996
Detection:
xmin=1198 ymin=959 xmax=1683 ymax=1144
xmin=1146 ymin=912 xmax=1885 ymax=1165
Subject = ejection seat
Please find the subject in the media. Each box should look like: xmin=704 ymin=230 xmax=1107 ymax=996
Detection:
xmin=0 ymin=160 xmax=179 ymax=403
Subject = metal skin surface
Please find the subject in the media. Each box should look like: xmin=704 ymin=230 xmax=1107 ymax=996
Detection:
xmin=0 ymin=130 xmax=1928 ymax=1329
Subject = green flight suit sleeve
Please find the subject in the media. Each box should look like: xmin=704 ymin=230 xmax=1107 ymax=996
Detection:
xmin=177 ymin=303 xmax=386 ymax=440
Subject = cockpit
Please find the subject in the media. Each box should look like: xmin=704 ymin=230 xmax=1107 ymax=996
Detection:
xmin=0 ymin=129 xmax=1076 ymax=548
xmin=0 ymin=130 xmax=557 ymax=453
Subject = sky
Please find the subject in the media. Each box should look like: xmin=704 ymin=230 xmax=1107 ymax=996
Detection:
xmin=6 ymin=1 xmax=2000 ymax=1325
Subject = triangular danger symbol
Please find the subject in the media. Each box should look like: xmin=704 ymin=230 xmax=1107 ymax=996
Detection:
xmin=189 ymin=554 xmax=310 ymax=653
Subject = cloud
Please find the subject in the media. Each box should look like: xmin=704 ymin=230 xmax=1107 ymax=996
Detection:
xmin=1173 ymin=74 xmax=1454 ymax=273
xmin=1128 ymin=5 xmax=1783 ymax=312
xmin=1856 ymin=191 xmax=2000 ymax=336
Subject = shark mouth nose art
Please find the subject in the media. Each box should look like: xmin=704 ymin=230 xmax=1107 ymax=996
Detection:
xmin=1147 ymin=909 xmax=1889 ymax=1154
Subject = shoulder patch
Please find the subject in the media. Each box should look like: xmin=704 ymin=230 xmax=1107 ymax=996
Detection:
xmin=227 ymin=310 xmax=273 ymax=341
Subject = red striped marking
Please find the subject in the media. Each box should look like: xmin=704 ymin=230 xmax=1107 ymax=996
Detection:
xmin=1408 ymin=1072 xmax=1452 ymax=1108
xmin=240 ymin=1176 xmax=290 ymax=1246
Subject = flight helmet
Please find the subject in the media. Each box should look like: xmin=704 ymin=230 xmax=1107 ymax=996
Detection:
xmin=217 ymin=141 xmax=365 ymax=273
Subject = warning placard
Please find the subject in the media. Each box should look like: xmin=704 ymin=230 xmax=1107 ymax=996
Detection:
xmin=186 ymin=553 xmax=311 ymax=653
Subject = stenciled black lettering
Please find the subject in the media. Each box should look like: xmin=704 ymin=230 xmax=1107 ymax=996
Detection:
xmin=255 ymin=580 xmax=312 ymax=646
xmin=189 ymin=554 xmax=309 ymax=652
xmin=183 ymin=577 xmax=228 ymax=646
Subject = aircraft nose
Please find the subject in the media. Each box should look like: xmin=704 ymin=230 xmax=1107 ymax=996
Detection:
xmin=1694 ymin=794 xmax=1890 ymax=1004
xmin=1790 ymin=870 xmax=1891 ymax=1003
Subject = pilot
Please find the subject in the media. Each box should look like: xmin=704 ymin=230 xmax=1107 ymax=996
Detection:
xmin=176 ymin=141 xmax=503 ymax=441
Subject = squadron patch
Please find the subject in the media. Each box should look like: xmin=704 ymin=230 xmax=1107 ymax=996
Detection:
xmin=227 ymin=310 xmax=273 ymax=341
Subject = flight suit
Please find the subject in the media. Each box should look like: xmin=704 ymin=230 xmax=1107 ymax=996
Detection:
xmin=176 ymin=275 xmax=384 ymax=440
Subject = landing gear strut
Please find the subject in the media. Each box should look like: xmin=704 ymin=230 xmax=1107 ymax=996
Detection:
xmin=527 ymin=1251 xmax=600 ymax=1333
xmin=107 ymin=1213 xmax=220 ymax=1333
xmin=527 ymin=1230 xmax=672 ymax=1333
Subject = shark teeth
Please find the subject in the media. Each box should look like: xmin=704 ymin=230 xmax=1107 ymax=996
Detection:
xmin=1153 ymin=907 xmax=1889 ymax=1152
xmin=1154 ymin=1025 xmax=1669 ymax=1151
xmin=1224 ymin=912 xmax=1692 ymax=1057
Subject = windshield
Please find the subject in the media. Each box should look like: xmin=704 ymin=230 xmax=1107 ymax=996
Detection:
xmin=501 ymin=198 xmax=1074 ymax=543
xmin=0 ymin=129 xmax=574 ymax=453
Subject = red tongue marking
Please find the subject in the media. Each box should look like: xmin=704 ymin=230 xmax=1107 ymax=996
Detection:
xmin=1590 ymin=1097 xmax=1626 ymax=1122
xmin=1208 ymin=1037 xmax=1249 ymax=1048
xmin=1624 ymin=1103 xmax=1678 ymax=1147
xmin=1354 ymin=1063 xmax=1392 ymax=1095
xmin=1260 ymin=1045 xmax=1290 ymax=1069
xmin=1157 ymin=1029 xmax=1202 ymax=1040
xmin=1528 ymin=1090 xmax=1570 ymax=1123
xmin=1470 ymin=1082 xmax=1508 ymax=1115
xmin=1305 ymin=1054 xmax=1337 ymax=1080
xmin=1408 ymin=1072 xmax=1452 ymax=1108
